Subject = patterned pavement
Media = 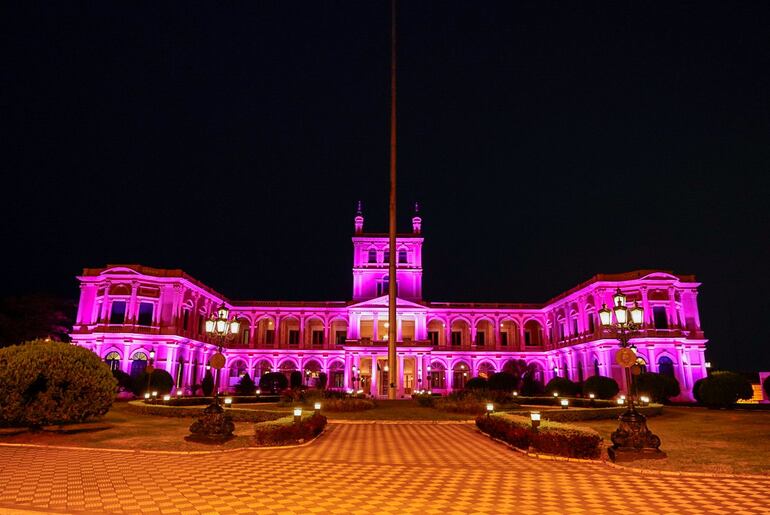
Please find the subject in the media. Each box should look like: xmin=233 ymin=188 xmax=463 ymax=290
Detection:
xmin=0 ymin=423 xmax=768 ymax=514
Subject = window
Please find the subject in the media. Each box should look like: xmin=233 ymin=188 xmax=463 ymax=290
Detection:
xmin=109 ymin=301 xmax=127 ymax=324
xmin=428 ymin=331 xmax=439 ymax=346
xmin=368 ymin=249 xmax=377 ymax=263
xmin=451 ymin=331 xmax=462 ymax=346
xmin=198 ymin=315 xmax=204 ymax=335
xmin=658 ymin=356 xmax=675 ymax=377
xmin=572 ymin=318 xmax=579 ymax=335
xmin=558 ymin=323 xmax=565 ymax=340
xmin=383 ymin=249 xmax=390 ymax=263
xmin=104 ymin=351 xmax=121 ymax=371
xmin=265 ymin=330 xmax=275 ymax=345
xmin=312 ymin=330 xmax=324 ymax=346
xmin=182 ymin=310 xmax=190 ymax=330
xmin=335 ymin=330 xmax=347 ymax=345
xmin=524 ymin=331 xmax=531 ymax=346
xmin=240 ymin=327 xmax=249 ymax=346
xmin=653 ymin=306 xmax=668 ymax=329
xmin=475 ymin=331 xmax=485 ymax=346
xmin=288 ymin=330 xmax=300 ymax=345
xmin=500 ymin=332 xmax=508 ymax=346
xmin=594 ymin=359 xmax=600 ymax=376
xmin=377 ymin=276 xmax=398 ymax=296
xmin=586 ymin=313 xmax=594 ymax=333
xmin=137 ymin=302 xmax=153 ymax=326
xmin=398 ymin=249 xmax=408 ymax=263
xmin=430 ymin=371 xmax=445 ymax=389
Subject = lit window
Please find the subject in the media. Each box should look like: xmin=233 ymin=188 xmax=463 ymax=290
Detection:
xmin=109 ymin=301 xmax=127 ymax=324
xmin=398 ymin=249 xmax=408 ymax=263
xmin=137 ymin=303 xmax=153 ymax=326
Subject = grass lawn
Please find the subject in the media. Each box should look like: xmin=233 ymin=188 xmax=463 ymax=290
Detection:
xmin=322 ymin=400 xmax=474 ymax=421
xmin=575 ymin=406 xmax=770 ymax=476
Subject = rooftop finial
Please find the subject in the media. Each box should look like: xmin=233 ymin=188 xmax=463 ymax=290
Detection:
xmin=412 ymin=201 xmax=422 ymax=234
xmin=354 ymin=200 xmax=364 ymax=233
xmin=414 ymin=201 xmax=420 ymax=214
xmin=356 ymin=200 xmax=363 ymax=216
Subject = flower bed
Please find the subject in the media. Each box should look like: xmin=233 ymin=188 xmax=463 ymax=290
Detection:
xmin=126 ymin=400 xmax=285 ymax=422
xmin=476 ymin=413 xmax=602 ymax=459
xmin=253 ymin=413 xmax=327 ymax=446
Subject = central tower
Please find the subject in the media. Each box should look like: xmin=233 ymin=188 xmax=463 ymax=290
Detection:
xmin=351 ymin=203 xmax=424 ymax=302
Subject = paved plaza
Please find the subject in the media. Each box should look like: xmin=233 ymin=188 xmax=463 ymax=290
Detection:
xmin=0 ymin=423 xmax=768 ymax=514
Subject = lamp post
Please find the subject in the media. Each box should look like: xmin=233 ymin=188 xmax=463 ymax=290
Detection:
xmin=186 ymin=303 xmax=239 ymax=444
xmin=599 ymin=288 xmax=664 ymax=461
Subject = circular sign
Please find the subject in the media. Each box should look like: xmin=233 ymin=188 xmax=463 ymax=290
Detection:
xmin=615 ymin=348 xmax=637 ymax=368
xmin=209 ymin=352 xmax=226 ymax=370
xmin=630 ymin=364 xmax=643 ymax=376
xmin=145 ymin=364 xmax=155 ymax=374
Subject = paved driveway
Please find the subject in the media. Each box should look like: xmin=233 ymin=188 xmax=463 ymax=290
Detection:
xmin=0 ymin=423 xmax=767 ymax=514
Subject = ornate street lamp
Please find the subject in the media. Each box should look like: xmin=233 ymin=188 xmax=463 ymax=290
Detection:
xmin=599 ymin=288 xmax=664 ymax=461
xmin=186 ymin=303 xmax=239 ymax=444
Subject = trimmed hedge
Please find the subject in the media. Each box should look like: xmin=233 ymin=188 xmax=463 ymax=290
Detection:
xmin=126 ymin=400 xmax=285 ymax=422
xmin=253 ymin=413 xmax=327 ymax=445
xmin=697 ymin=371 xmax=753 ymax=408
xmin=634 ymin=372 xmax=680 ymax=403
xmin=318 ymin=398 xmax=375 ymax=412
xmin=0 ymin=340 xmax=117 ymax=427
xmin=545 ymin=377 xmax=579 ymax=397
xmin=582 ymin=375 xmax=619 ymax=400
xmin=131 ymin=369 xmax=174 ymax=396
xmin=476 ymin=413 xmax=602 ymax=459
xmin=434 ymin=397 xmax=490 ymax=415
xmin=764 ymin=375 xmax=770 ymax=400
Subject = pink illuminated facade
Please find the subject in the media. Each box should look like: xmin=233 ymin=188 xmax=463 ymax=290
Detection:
xmin=71 ymin=208 xmax=708 ymax=400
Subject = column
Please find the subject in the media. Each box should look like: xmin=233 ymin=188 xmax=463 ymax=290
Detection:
xmin=641 ymin=286 xmax=652 ymax=325
xmin=323 ymin=319 xmax=331 ymax=349
xmin=299 ymin=315 xmax=306 ymax=349
xmin=344 ymin=353 xmax=352 ymax=389
xmin=668 ymin=287 xmax=677 ymax=328
xmin=127 ymin=282 xmax=139 ymax=323
xmin=122 ymin=342 xmax=132 ymax=373
xmin=647 ymin=347 xmax=657 ymax=373
xmin=274 ymin=316 xmax=281 ymax=348
xmin=398 ymin=354 xmax=405 ymax=395
xmin=446 ymin=366 xmax=453 ymax=391
xmin=396 ymin=316 xmax=403 ymax=342
xmin=518 ymin=323 xmax=525 ymax=351
xmin=373 ymin=313 xmax=380 ymax=341
xmin=370 ymin=355 xmax=378 ymax=396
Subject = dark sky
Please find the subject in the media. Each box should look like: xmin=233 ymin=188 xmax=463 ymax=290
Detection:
xmin=3 ymin=1 xmax=769 ymax=371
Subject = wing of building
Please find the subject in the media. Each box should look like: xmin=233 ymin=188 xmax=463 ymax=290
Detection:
xmin=71 ymin=207 xmax=708 ymax=400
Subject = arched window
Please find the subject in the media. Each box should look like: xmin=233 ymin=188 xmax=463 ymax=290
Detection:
xmin=428 ymin=362 xmax=446 ymax=389
xmin=129 ymin=351 xmax=148 ymax=378
xmin=383 ymin=249 xmax=390 ymax=263
xmin=398 ymin=249 xmax=408 ymax=263
xmin=368 ymin=248 xmax=377 ymax=263
xmin=658 ymin=356 xmax=675 ymax=378
xmin=105 ymin=351 xmax=121 ymax=371
xmin=594 ymin=359 xmax=600 ymax=377
xmin=452 ymin=362 xmax=469 ymax=389
xmin=477 ymin=362 xmax=495 ymax=379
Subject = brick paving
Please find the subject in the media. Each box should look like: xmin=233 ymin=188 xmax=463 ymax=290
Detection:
xmin=0 ymin=423 xmax=768 ymax=514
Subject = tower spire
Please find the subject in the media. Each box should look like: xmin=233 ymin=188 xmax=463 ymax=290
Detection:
xmin=412 ymin=202 xmax=421 ymax=234
xmin=354 ymin=200 xmax=364 ymax=234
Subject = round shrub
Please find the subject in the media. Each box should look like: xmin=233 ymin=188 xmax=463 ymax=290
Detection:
xmin=634 ymin=372 xmax=680 ymax=403
xmin=0 ymin=340 xmax=117 ymax=427
xmin=259 ymin=372 xmax=288 ymax=392
xmin=764 ymin=375 xmax=770 ymax=401
xmin=545 ymin=377 xmax=579 ymax=397
xmin=131 ymin=368 xmax=174 ymax=396
xmin=692 ymin=377 xmax=706 ymax=404
xmin=488 ymin=372 xmax=517 ymax=391
xmin=521 ymin=374 xmax=544 ymax=396
xmin=317 ymin=372 xmax=328 ymax=390
xmin=235 ymin=373 xmax=256 ymax=396
xmin=465 ymin=377 xmax=488 ymax=390
xmin=290 ymin=371 xmax=303 ymax=389
xmin=698 ymin=371 xmax=753 ymax=408
xmin=582 ymin=375 xmax=619 ymax=400
xmin=112 ymin=369 xmax=133 ymax=393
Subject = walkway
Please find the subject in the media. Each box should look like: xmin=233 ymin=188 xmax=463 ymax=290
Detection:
xmin=0 ymin=424 xmax=768 ymax=514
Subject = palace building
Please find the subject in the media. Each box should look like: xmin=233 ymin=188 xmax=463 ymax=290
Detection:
xmin=71 ymin=206 xmax=708 ymax=400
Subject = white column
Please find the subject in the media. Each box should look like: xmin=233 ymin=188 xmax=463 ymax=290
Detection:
xmin=370 ymin=355 xmax=378 ymax=396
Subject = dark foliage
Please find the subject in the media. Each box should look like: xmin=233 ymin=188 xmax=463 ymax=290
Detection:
xmin=582 ymin=375 xmax=619 ymax=399
xmin=253 ymin=413 xmax=327 ymax=445
xmin=290 ymin=371 xmax=303 ymax=389
xmin=131 ymin=369 xmax=174 ymax=396
xmin=633 ymin=372 xmax=681 ymax=403
xmin=317 ymin=372 xmax=328 ymax=390
xmin=112 ymin=369 xmax=133 ymax=392
xmin=697 ymin=371 xmax=754 ymax=408
xmin=235 ymin=373 xmax=256 ymax=396
xmin=520 ymin=374 xmax=545 ymax=396
xmin=0 ymin=295 xmax=75 ymax=347
xmin=692 ymin=377 xmax=706 ymax=404
xmin=465 ymin=376 xmax=488 ymax=390
xmin=545 ymin=377 xmax=579 ymax=397
xmin=201 ymin=370 xmax=214 ymax=396
xmin=488 ymin=372 xmax=518 ymax=391
xmin=763 ymin=375 xmax=770 ymax=400
xmin=259 ymin=372 xmax=288 ymax=393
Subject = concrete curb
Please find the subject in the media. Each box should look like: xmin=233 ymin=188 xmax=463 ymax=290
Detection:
xmin=0 ymin=428 xmax=328 ymax=456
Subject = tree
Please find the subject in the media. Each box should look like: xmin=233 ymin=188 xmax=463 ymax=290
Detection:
xmin=201 ymin=370 xmax=215 ymax=396
xmin=488 ymin=372 xmax=518 ymax=391
xmin=582 ymin=375 xmax=619 ymax=399
xmin=698 ymin=371 xmax=753 ymax=408
xmin=0 ymin=295 xmax=75 ymax=347
xmin=633 ymin=372 xmax=680 ymax=403
xmin=545 ymin=377 xmax=579 ymax=397
xmin=235 ymin=373 xmax=256 ymax=396
xmin=465 ymin=377 xmax=488 ymax=390
xmin=317 ymin=372 xmax=328 ymax=390
xmin=290 ymin=371 xmax=303 ymax=389
xmin=259 ymin=372 xmax=288 ymax=393
xmin=520 ymin=374 xmax=544 ymax=396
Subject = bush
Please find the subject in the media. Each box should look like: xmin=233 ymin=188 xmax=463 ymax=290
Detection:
xmin=582 ymin=375 xmax=619 ymax=400
xmin=545 ymin=377 xmax=579 ymax=397
xmin=413 ymin=393 xmax=435 ymax=407
xmin=475 ymin=413 xmax=602 ymax=459
xmin=201 ymin=370 xmax=214 ymax=396
xmin=131 ymin=369 xmax=174 ymax=396
xmin=520 ymin=375 xmax=544 ymax=396
xmin=488 ymin=372 xmax=518 ymax=392
xmin=253 ymin=413 xmax=327 ymax=445
xmin=697 ymin=371 xmax=754 ymax=408
xmin=235 ymin=373 xmax=256 ymax=396
xmin=764 ymin=375 xmax=770 ymax=400
xmin=465 ymin=377 xmax=488 ymax=390
xmin=634 ymin=372 xmax=680 ymax=403
xmin=0 ymin=340 xmax=117 ymax=427
xmin=112 ymin=369 xmax=133 ymax=393
xmin=319 ymin=398 xmax=375 ymax=412
xmin=290 ymin=371 xmax=303 ymax=389
xmin=692 ymin=377 xmax=706 ymax=404
xmin=259 ymin=372 xmax=288 ymax=393
xmin=317 ymin=372 xmax=328 ymax=390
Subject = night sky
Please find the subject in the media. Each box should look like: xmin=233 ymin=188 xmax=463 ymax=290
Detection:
xmin=3 ymin=2 xmax=769 ymax=370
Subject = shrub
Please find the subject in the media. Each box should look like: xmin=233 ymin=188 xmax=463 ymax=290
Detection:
xmin=764 ymin=375 xmax=770 ymax=401
xmin=465 ymin=377 xmax=488 ymax=390
xmin=290 ymin=371 xmax=303 ymax=389
xmin=201 ymin=370 xmax=215 ymax=396
xmin=545 ymin=377 xmax=579 ymax=397
xmin=413 ymin=393 xmax=435 ymax=407
xmin=582 ymin=375 xmax=619 ymax=400
xmin=520 ymin=375 xmax=544 ymax=396
xmin=692 ymin=377 xmax=706 ymax=404
xmin=317 ymin=372 xmax=328 ymax=390
xmin=131 ymin=369 xmax=174 ymax=396
xmin=488 ymin=372 xmax=518 ymax=392
xmin=259 ymin=372 xmax=288 ymax=393
xmin=634 ymin=372 xmax=680 ymax=403
xmin=112 ymin=369 xmax=133 ymax=393
xmin=235 ymin=373 xmax=256 ymax=396
xmin=698 ymin=371 xmax=754 ymax=408
xmin=319 ymin=398 xmax=375 ymax=412
xmin=434 ymin=397 xmax=487 ymax=415
xmin=253 ymin=413 xmax=327 ymax=445
xmin=475 ymin=413 xmax=602 ymax=459
xmin=0 ymin=340 xmax=117 ymax=427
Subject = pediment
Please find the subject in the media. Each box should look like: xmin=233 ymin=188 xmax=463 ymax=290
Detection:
xmin=641 ymin=272 xmax=679 ymax=281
